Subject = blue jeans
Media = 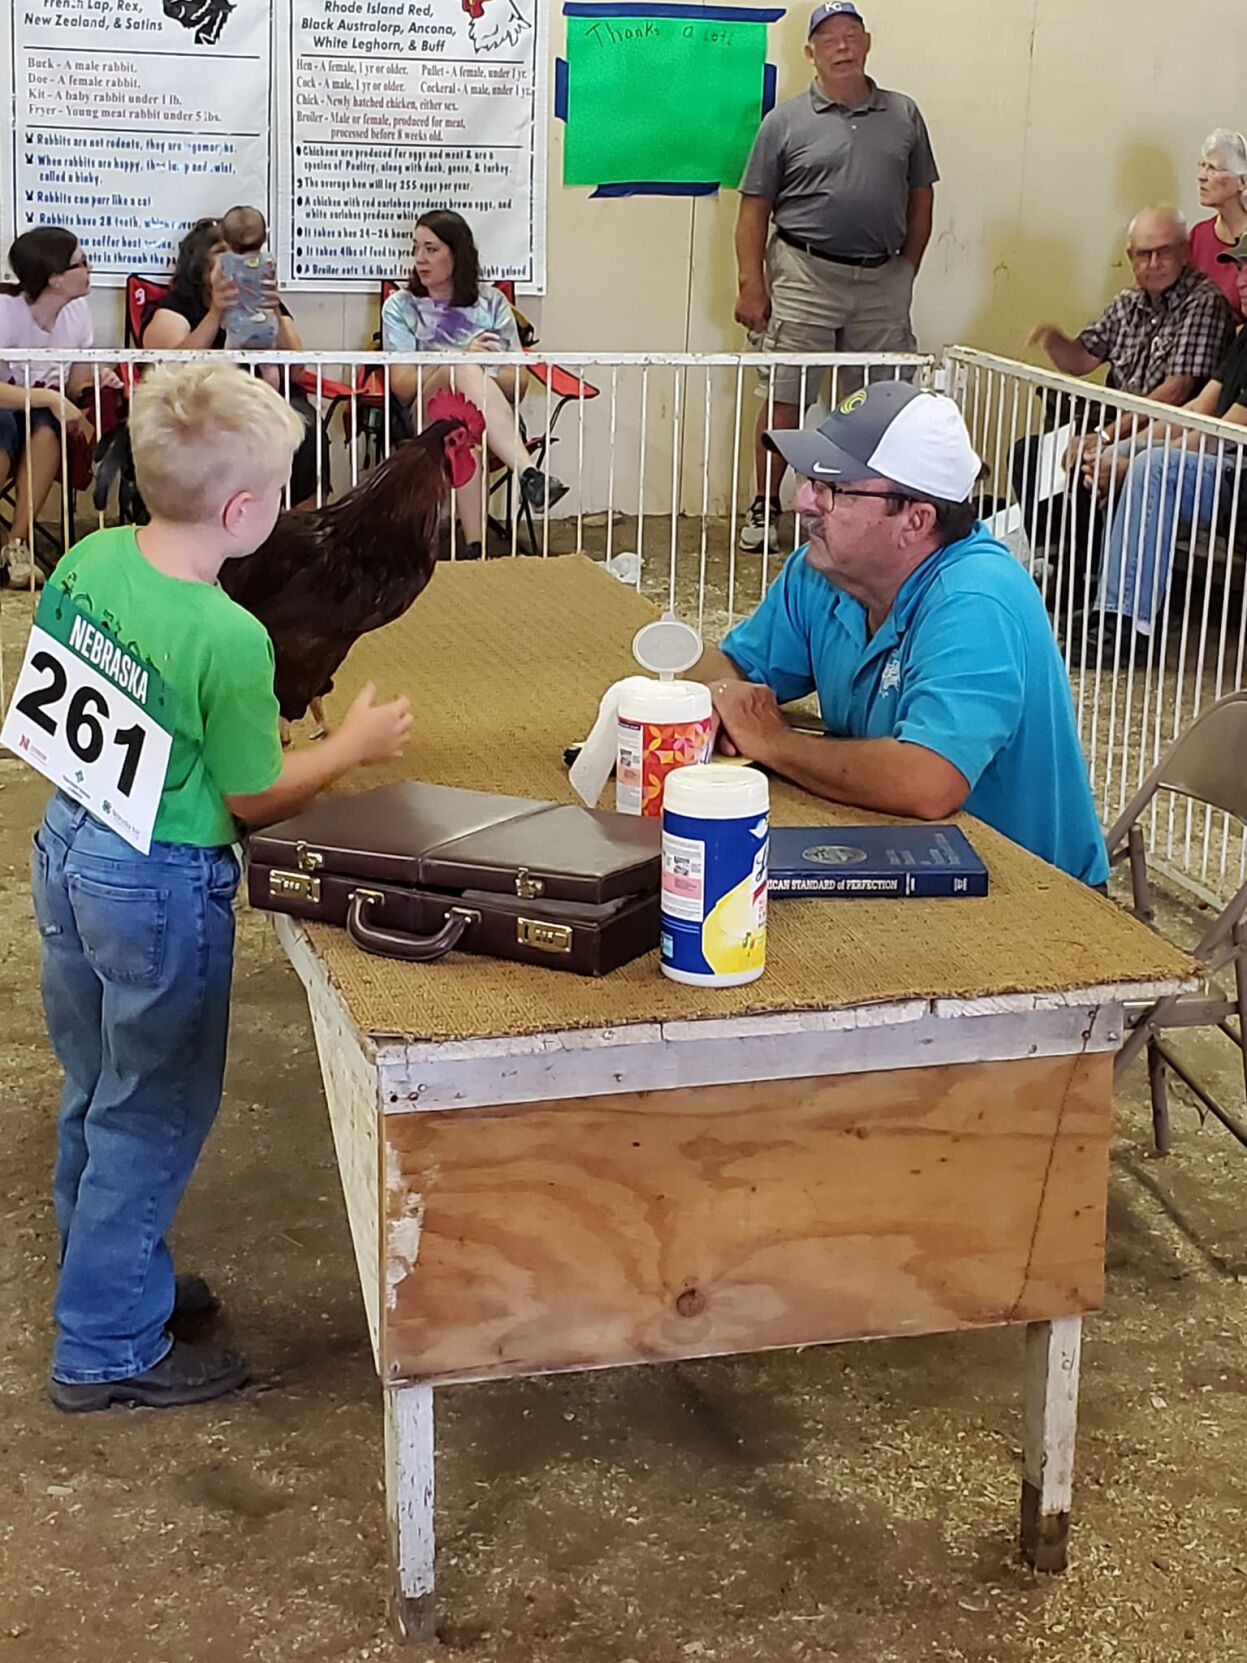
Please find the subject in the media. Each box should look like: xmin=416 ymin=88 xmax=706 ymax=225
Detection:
xmin=32 ymin=792 xmax=240 ymax=1384
xmin=1098 ymin=447 xmax=1231 ymax=632
xmin=0 ymin=402 xmax=59 ymax=465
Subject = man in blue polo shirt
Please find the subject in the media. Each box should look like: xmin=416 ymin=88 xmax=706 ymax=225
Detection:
xmin=694 ymin=382 xmax=1109 ymax=887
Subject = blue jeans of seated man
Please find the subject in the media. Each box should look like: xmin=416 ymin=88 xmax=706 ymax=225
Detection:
xmin=32 ymin=791 xmax=240 ymax=1384
xmin=1098 ymin=446 xmax=1232 ymax=633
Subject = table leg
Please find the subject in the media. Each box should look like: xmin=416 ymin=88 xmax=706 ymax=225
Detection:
xmin=1020 ymin=1315 xmax=1081 ymax=1572
xmin=384 ymin=1384 xmax=436 ymax=1642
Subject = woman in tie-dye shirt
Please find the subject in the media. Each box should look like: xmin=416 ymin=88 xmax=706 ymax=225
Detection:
xmin=382 ymin=210 xmax=567 ymax=558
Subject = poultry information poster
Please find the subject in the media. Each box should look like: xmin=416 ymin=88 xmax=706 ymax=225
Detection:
xmin=0 ymin=0 xmax=273 ymax=279
xmin=0 ymin=0 xmax=549 ymax=290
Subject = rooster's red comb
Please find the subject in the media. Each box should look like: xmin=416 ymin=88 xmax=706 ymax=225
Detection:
xmin=426 ymin=388 xmax=486 ymax=444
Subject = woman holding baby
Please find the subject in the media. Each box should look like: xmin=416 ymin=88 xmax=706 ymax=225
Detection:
xmin=141 ymin=210 xmax=328 ymax=506
xmin=382 ymin=209 xmax=566 ymax=559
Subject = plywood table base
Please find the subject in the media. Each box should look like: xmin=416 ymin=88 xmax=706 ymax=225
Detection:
xmin=272 ymin=915 xmax=1177 ymax=1641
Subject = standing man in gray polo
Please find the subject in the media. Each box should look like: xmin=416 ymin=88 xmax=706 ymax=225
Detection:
xmin=734 ymin=1 xmax=937 ymax=552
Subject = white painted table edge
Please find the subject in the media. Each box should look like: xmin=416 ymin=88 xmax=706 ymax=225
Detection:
xmin=273 ymin=915 xmax=1192 ymax=1114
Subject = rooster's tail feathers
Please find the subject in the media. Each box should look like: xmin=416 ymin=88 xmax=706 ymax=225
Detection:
xmin=92 ymin=423 xmax=132 ymax=513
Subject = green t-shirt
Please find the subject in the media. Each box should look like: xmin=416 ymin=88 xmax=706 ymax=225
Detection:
xmin=51 ymin=527 xmax=283 ymax=847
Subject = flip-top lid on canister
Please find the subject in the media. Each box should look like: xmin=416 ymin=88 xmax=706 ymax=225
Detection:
xmin=663 ymin=762 xmax=769 ymax=817
xmin=618 ymin=678 xmax=712 ymax=722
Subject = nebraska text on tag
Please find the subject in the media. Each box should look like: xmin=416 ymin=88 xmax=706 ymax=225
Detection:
xmin=68 ymin=615 xmax=150 ymax=705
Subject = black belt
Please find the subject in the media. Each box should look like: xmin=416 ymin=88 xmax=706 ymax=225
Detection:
xmin=775 ymin=229 xmax=892 ymax=268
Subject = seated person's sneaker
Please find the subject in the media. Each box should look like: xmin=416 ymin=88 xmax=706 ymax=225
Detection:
xmin=519 ymin=467 xmax=569 ymax=512
xmin=1062 ymin=609 xmax=1153 ymax=668
xmin=1 ymin=539 xmax=44 ymax=589
xmin=738 ymin=496 xmax=782 ymax=552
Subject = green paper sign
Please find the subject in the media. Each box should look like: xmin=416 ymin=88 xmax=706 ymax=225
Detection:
xmin=563 ymin=12 xmax=770 ymax=188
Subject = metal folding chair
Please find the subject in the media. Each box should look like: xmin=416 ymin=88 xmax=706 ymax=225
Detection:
xmin=1107 ymin=690 xmax=1247 ymax=1153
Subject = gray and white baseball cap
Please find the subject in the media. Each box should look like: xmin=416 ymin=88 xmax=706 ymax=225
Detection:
xmin=808 ymin=1 xmax=865 ymax=33
xmin=763 ymin=382 xmax=981 ymax=502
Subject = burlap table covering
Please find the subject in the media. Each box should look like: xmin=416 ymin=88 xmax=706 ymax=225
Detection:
xmin=288 ymin=555 xmax=1192 ymax=1041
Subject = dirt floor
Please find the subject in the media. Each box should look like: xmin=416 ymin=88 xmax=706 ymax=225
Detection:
xmin=2 ymin=585 xmax=1247 ymax=1663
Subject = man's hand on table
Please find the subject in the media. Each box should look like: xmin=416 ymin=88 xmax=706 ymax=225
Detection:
xmin=709 ymin=679 xmax=788 ymax=762
xmin=708 ymin=676 xmax=969 ymax=820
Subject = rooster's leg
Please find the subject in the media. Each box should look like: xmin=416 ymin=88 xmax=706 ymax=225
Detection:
xmin=279 ymin=716 xmax=292 ymax=749
xmin=309 ymin=696 xmax=329 ymax=741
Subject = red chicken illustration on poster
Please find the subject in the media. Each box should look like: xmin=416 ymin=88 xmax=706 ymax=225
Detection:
xmin=461 ymin=0 xmax=531 ymax=53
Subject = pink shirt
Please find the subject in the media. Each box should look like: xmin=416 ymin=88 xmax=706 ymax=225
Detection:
xmin=1190 ymin=218 xmax=1244 ymax=323
xmin=0 ymin=293 xmax=93 ymax=386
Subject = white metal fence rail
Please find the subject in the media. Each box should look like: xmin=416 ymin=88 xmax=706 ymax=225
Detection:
xmin=944 ymin=347 xmax=1247 ymax=908
xmin=0 ymin=346 xmax=931 ymax=666
xmin=2 ymin=341 xmax=1245 ymax=908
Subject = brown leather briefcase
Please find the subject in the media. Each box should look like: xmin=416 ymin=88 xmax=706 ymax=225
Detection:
xmin=246 ymin=781 xmax=661 ymax=976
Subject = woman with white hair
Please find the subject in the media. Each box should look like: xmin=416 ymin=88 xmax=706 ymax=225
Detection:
xmin=1192 ymin=129 xmax=1247 ymax=320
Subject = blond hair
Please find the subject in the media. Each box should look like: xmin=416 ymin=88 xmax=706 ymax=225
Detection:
xmin=129 ymin=359 xmax=304 ymax=524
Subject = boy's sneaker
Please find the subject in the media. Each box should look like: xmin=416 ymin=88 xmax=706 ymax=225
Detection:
xmin=738 ymin=496 xmax=782 ymax=552
xmin=173 ymin=1273 xmax=220 ymax=1320
xmin=48 ymin=1339 xmax=249 ymax=1413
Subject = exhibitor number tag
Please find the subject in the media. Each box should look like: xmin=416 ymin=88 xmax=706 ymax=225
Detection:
xmin=1 ymin=587 xmax=174 ymax=854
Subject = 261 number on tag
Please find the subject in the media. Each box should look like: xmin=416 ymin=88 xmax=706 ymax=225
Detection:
xmin=1 ymin=623 xmax=172 ymax=854
xmin=18 ymin=649 xmax=148 ymax=792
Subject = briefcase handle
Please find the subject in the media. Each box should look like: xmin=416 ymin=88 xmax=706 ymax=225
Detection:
xmin=346 ymin=891 xmax=474 ymax=963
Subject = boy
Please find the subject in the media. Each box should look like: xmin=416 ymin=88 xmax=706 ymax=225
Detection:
xmin=29 ymin=360 xmax=411 ymax=1411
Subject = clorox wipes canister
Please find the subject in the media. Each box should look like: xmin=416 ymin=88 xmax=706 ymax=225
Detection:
xmin=660 ymin=764 xmax=769 ymax=986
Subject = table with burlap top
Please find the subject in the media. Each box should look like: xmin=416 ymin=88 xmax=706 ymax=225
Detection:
xmin=270 ymin=556 xmax=1193 ymax=1641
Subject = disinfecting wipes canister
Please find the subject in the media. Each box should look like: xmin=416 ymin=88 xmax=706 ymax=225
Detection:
xmin=660 ymin=764 xmax=769 ymax=986
xmin=616 ymin=677 xmax=713 ymax=817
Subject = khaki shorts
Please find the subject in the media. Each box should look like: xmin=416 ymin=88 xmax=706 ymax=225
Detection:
xmin=750 ymin=236 xmax=917 ymax=407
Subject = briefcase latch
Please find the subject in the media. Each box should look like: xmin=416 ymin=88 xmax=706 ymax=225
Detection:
xmin=270 ymin=869 xmax=321 ymax=904
xmin=517 ymin=917 xmax=573 ymax=955
xmin=295 ymin=841 xmax=324 ymax=873
xmin=515 ymin=867 xmax=545 ymax=899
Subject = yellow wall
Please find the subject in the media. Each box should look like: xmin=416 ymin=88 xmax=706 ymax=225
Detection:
xmin=540 ymin=0 xmax=1245 ymax=363
xmin=81 ymin=0 xmax=1241 ymax=356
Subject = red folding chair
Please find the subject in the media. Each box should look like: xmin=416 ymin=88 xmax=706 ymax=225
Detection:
xmin=0 ymin=418 xmax=95 ymax=571
xmin=360 ymin=278 xmax=600 ymax=550
xmin=125 ymin=274 xmax=354 ymax=412
xmin=0 ymin=316 xmax=123 ymax=568
xmin=118 ymin=274 xmax=352 ymax=513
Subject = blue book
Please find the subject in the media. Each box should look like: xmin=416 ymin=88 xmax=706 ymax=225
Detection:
xmin=768 ymin=825 xmax=988 ymax=898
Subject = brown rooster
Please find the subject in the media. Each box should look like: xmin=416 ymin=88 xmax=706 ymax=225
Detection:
xmin=221 ymin=390 xmax=484 ymax=741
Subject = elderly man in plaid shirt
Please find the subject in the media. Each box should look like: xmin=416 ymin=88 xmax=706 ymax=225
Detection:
xmin=1013 ymin=206 xmax=1235 ymax=598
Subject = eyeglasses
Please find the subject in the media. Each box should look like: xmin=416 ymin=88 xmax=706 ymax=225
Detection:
xmin=1128 ymin=243 xmax=1183 ymax=263
xmin=810 ymin=481 xmax=917 ymax=510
